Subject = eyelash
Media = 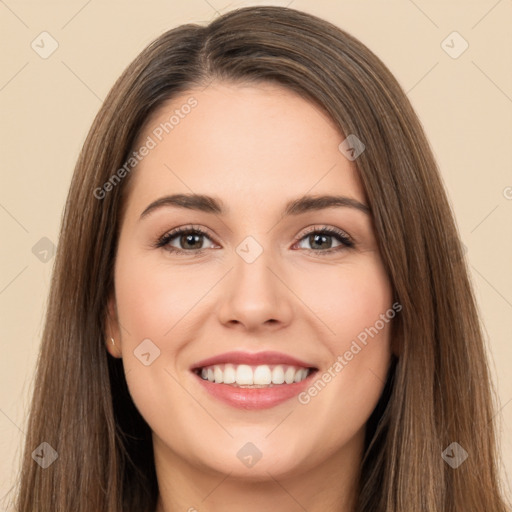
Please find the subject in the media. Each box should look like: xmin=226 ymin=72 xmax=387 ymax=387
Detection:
xmin=153 ymin=224 xmax=355 ymax=257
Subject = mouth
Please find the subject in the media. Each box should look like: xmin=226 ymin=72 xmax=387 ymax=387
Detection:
xmin=190 ymin=351 xmax=318 ymax=409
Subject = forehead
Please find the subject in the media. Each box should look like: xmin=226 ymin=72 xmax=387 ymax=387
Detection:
xmin=124 ymin=81 xmax=366 ymax=218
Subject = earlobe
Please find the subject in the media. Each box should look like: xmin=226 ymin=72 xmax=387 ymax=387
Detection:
xmin=108 ymin=337 xmax=121 ymax=358
xmin=105 ymin=293 xmax=122 ymax=358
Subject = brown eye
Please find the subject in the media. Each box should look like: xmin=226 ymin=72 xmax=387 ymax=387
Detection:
xmin=294 ymin=227 xmax=354 ymax=256
xmin=155 ymin=227 xmax=215 ymax=255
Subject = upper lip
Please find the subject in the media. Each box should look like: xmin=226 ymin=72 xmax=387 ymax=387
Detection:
xmin=191 ymin=351 xmax=317 ymax=370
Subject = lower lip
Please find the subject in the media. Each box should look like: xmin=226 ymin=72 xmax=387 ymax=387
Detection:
xmin=192 ymin=371 xmax=316 ymax=410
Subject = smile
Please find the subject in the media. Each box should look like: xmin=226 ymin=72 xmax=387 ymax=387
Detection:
xmin=190 ymin=351 xmax=318 ymax=409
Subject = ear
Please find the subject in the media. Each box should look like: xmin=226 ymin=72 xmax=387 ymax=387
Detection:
xmin=105 ymin=291 xmax=122 ymax=358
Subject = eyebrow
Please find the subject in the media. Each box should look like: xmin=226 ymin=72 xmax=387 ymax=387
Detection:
xmin=139 ymin=193 xmax=370 ymax=220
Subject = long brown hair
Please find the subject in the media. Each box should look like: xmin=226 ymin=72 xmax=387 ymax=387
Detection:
xmin=9 ymin=6 xmax=511 ymax=511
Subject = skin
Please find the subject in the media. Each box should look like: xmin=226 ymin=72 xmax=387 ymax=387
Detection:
xmin=106 ymin=81 xmax=394 ymax=512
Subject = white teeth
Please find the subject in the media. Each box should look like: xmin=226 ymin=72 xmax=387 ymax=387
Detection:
xmin=284 ymin=366 xmax=296 ymax=384
xmin=272 ymin=365 xmax=285 ymax=384
xmin=214 ymin=366 xmax=223 ymax=383
xmin=294 ymin=368 xmax=308 ymax=383
xmin=254 ymin=365 xmax=272 ymax=385
xmin=223 ymin=363 xmax=236 ymax=384
xmin=236 ymin=364 xmax=253 ymax=385
xmin=197 ymin=363 xmax=312 ymax=386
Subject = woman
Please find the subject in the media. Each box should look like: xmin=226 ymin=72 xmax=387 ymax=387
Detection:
xmin=11 ymin=5 xmax=510 ymax=511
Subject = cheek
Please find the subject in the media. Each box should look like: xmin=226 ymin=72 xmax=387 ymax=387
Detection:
xmin=290 ymin=257 xmax=393 ymax=441
xmin=326 ymin=260 xmax=394 ymax=397
xmin=113 ymin=250 xmax=196 ymax=438
xmin=114 ymin=250 xmax=207 ymax=341
xmin=296 ymin=256 xmax=392 ymax=345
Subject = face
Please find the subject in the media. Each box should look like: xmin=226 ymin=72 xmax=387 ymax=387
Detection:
xmin=107 ymin=81 xmax=394 ymax=484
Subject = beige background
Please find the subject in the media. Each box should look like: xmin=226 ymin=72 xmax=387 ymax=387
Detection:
xmin=1 ymin=0 xmax=511 ymax=507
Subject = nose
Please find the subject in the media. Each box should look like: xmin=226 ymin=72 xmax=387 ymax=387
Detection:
xmin=216 ymin=245 xmax=294 ymax=333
